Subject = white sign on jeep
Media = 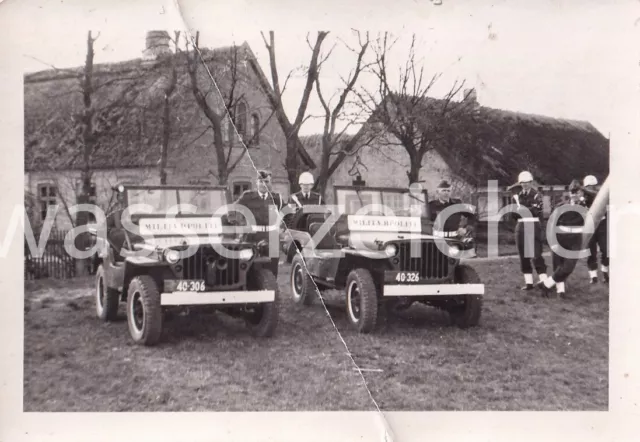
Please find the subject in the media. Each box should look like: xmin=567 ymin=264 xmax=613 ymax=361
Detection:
xmin=347 ymin=215 xmax=421 ymax=233
xmin=138 ymin=217 xmax=223 ymax=236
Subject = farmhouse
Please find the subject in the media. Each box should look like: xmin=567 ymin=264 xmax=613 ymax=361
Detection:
xmin=304 ymin=89 xmax=610 ymax=220
xmin=24 ymin=30 xmax=315 ymax=230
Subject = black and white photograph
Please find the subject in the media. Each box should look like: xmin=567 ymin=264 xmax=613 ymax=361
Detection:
xmin=2 ymin=0 xmax=639 ymax=440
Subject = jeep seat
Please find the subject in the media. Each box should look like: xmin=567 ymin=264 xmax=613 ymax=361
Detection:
xmin=305 ymin=213 xmax=327 ymax=232
xmin=308 ymin=222 xmax=339 ymax=250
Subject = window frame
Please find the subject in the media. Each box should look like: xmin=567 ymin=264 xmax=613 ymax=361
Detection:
xmin=37 ymin=182 xmax=58 ymax=221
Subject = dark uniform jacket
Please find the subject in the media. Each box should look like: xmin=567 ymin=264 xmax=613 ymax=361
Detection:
xmin=514 ymin=188 xmax=544 ymax=219
xmin=288 ymin=191 xmax=322 ymax=208
xmin=230 ymin=190 xmax=284 ymax=227
xmin=428 ymin=198 xmax=471 ymax=234
xmin=553 ymin=201 xmax=587 ymax=228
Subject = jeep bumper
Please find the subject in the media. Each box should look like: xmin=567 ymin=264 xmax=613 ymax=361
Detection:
xmin=383 ymin=283 xmax=485 ymax=297
xmin=161 ymin=290 xmax=275 ymax=306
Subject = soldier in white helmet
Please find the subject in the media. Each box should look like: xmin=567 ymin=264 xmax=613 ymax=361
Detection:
xmin=288 ymin=171 xmax=323 ymax=208
xmin=507 ymin=171 xmax=548 ymax=291
xmin=581 ymin=174 xmax=609 ymax=284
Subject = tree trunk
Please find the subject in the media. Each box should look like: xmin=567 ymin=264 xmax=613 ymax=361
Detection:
xmin=285 ymin=137 xmax=299 ymax=193
xmin=407 ymin=158 xmax=421 ymax=185
xmin=78 ymin=31 xmax=95 ymax=228
xmin=160 ymin=95 xmax=170 ymax=185
xmin=215 ymin=128 xmax=229 ymax=186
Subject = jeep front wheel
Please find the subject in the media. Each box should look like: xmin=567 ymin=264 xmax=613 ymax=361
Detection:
xmin=244 ymin=268 xmax=280 ymax=337
xmin=345 ymin=268 xmax=379 ymax=333
xmin=448 ymin=264 xmax=483 ymax=329
xmin=95 ymin=265 xmax=119 ymax=321
xmin=126 ymin=276 xmax=163 ymax=346
xmin=291 ymin=254 xmax=314 ymax=306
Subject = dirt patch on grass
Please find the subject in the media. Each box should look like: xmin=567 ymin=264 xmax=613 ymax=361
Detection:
xmin=24 ymin=259 xmax=608 ymax=411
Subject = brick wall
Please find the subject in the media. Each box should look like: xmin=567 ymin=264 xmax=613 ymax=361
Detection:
xmin=319 ymin=130 xmax=475 ymax=204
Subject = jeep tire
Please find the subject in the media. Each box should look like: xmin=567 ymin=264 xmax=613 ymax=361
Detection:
xmin=126 ymin=276 xmax=163 ymax=346
xmin=245 ymin=267 xmax=280 ymax=337
xmin=345 ymin=268 xmax=379 ymax=333
xmin=95 ymin=265 xmax=119 ymax=321
xmin=290 ymin=254 xmax=315 ymax=306
xmin=448 ymin=264 xmax=482 ymax=329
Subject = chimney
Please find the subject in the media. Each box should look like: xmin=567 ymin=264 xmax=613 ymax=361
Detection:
xmin=463 ymin=88 xmax=478 ymax=107
xmin=143 ymin=30 xmax=172 ymax=60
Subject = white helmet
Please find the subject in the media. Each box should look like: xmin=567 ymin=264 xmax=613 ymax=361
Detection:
xmin=583 ymin=175 xmax=598 ymax=186
xmin=298 ymin=172 xmax=315 ymax=185
xmin=518 ymin=171 xmax=533 ymax=183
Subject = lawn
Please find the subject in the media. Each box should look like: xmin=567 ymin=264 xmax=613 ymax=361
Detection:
xmin=23 ymin=257 xmax=608 ymax=411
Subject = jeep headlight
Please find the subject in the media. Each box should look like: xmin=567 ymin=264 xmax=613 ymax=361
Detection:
xmin=384 ymin=244 xmax=398 ymax=257
xmin=238 ymin=248 xmax=254 ymax=261
xmin=448 ymin=245 xmax=461 ymax=257
xmin=165 ymin=249 xmax=180 ymax=264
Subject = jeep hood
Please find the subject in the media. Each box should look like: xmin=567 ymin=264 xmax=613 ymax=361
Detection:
xmin=342 ymin=231 xmax=440 ymax=248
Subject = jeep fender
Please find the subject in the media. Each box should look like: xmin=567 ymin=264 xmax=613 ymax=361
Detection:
xmin=122 ymin=257 xmax=172 ymax=299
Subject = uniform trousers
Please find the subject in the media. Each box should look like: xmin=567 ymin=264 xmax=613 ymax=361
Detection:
xmin=587 ymin=218 xmax=609 ymax=272
xmin=551 ymin=232 xmax=584 ymax=283
xmin=516 ymin=220 xmax=547 ymax=275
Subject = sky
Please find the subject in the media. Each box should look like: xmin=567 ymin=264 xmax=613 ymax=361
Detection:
xmin=8 ymin=0 xmax=639 ymax=138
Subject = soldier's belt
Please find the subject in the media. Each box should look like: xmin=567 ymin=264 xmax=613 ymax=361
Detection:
xmin=557 ymin=226 xmax=584 ymax=233
xmin=518 ymin=217 xmax=540 ymax=222
xmin=432 ymin=230 xmax=458 ymax=238
xmin=251 ymin=225 xmax=279 ymax=232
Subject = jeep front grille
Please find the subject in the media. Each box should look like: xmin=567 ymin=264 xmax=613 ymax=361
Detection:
xmin=181 ymin=246 xmax=241 ymax=287
xmin=397 ymin=241 xmax=450 ymax=279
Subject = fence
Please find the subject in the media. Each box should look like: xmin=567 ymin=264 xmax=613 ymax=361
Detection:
xmin=24 ymin=229 xmax=77 ymax=280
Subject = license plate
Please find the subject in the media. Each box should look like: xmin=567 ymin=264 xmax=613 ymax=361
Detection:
xmin=388 ymin=271 xmax=421 ymax=284
xmin=173 ymin=280 xmax=206 ymax=292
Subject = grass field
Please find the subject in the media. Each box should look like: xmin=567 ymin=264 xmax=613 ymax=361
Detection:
xmin=23 ymin=257 xmax=608 ymax=412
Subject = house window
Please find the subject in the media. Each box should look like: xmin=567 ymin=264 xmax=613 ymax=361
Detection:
xmin=250 ymin=113 xmax=260 ymax=144
xmin=232 ymin=181 xmax=251 ymax=200
xmin=38 ymin=183 xmax=57 ymax=221
xmin=236 ymin=102 xmax=247 ymax=139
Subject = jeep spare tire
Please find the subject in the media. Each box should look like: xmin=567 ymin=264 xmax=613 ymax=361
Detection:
xmin=126 ymin=275 xmax=163 ymax=346
xmin=244 ymin=267 xmax=280 ymax=337
xmin=345 ymin=268 xmax=379 ymax=333
xmin=290 ymin=254 xmax=315 ymax=306
xmin=95 ymin=264 xmax=119 ymax=322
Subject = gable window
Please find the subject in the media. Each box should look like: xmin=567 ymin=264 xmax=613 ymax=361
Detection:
xmin=250 ymin=113 xmax=260 ymax=144
xmin=38 ymin=183 xmax=58 ymax=222
xmin=232 ymin=181 xmax=251 ymax=200
xmin=235 ymin=102 xmax=248 ymax=139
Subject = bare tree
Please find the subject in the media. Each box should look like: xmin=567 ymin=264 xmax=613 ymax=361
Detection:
xmin=159 ymin=31 xmax=181 ymax=184
xmin=254 ymin=31 xmax=328 ymax=192
xmin=313 ymin=31 xmax=381 ymax=198
xmin=358 ymin=33 xmax=475 ymax=185
xmin=184 ymin=32 xmax=276 ymax=186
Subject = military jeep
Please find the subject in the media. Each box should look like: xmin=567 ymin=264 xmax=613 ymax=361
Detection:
xmin=287 ymin=185 xmax=484 ymax=333
xmin=90 ymin=184 xmax=280 ymax=346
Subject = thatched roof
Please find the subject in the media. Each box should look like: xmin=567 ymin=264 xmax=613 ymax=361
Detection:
xmin=365 ymin=93 xmax=610 ymax=186
xmin=24 ymin=42 xmax=316 ymax=172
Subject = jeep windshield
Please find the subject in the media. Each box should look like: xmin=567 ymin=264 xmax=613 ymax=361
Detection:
xmin=125 ymin=187 xmax=228 ymax=216
xmin=335 ymin=188 xmax=427 ymax=217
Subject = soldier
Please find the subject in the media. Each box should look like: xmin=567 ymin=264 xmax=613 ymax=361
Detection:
xmin=537 ymin=179 xmax=588 ymax=298
xmin=582 ymin=175 xmax=609 ymax=284
xmin=288 ymin=172 xmax=322 ymax=208
xmin=231 ymin=169 xmax=284 ymax=277
xmin=428 ymin=180 xmax=474 ymax=240
xmin=507 ymin=171 xmax=548 ymax=290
